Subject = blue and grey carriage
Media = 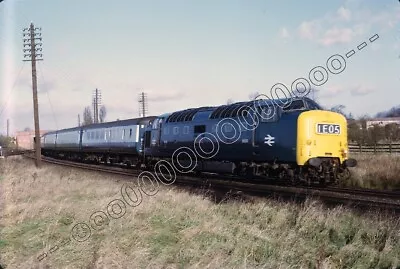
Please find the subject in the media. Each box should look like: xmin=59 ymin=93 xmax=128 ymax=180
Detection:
xmin=41 ymin=117 xmax=155 ymax=165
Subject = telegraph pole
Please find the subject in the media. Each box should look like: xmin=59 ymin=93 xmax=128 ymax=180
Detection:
xmin=78 ymin=114 xmax=81 ymax=127
xmin=6 ymin=119 xmax=9 ymax=137
xmin=138 ymin=92 xmax=148 ymax=118
xmin=23 ymin=23 xmax=43 ymax=167
xmin=92 ymin=88 xmax=101 ymax=123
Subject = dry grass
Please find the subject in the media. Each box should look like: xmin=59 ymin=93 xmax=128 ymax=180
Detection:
xmin=345 ymin=153 xmax=400 ymax=190
xmin=0 ymin=156 xmax=400 ymax=269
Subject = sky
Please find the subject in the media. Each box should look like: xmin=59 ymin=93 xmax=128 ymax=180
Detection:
xmin=0 ymin=0 xmax=400 ymax=135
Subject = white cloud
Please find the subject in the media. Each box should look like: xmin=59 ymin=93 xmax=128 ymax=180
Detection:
xmin=350 ymin=85 xmax=374 ymax=96
xmin=318 ymin=27 xmax=353 ymax=46
xmin=297 ymin=4 xmax=400 ymax=47
xmin=279 ymin=27 xmax=290 ymax=39
xmin=298 ymin=21 xmax=318 ymax=40
xmin=319 ymin=84 xmax=374 ymax=99
xmin=319 ymin=85 xmax=347 ymax=98
xmin=337 ymin=6 xmax=351 ymax=21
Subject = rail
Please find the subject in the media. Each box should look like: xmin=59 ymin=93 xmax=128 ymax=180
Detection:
xmin=21 ymin=153 xmax=400 ymax=212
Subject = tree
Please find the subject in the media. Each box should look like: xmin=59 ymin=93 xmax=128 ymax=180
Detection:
xmin=347 ymin=121 xmax=362 ymax=144
xmin=330 ymin=105 xmax=346 ymax=115
xmin=24 ymin=127 xmax=31 ymax=132
xmin=82 ymin=106 xmax=93 ymax=126
xmin=366 ymin=125 xmax=385 ymax=145
xmin=0 ymin=135 xmax=13 ymax=147
xmin=226 ymin=99 xmax=234 ymax=105
xmin=384 ymin=123 xmax=400 ymax=142
xmin=99 ymin=105 xmax=107 ymax=123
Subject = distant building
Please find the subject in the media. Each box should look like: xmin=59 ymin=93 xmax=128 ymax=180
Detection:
xmin=15 ymin=130 xmax=51 ymax=150
xmin=366 ymin=117 xmax=400 ymax=129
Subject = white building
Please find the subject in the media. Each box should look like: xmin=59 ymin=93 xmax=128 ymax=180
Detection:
xmin=366 ymin=117 xmax=400 ymax=129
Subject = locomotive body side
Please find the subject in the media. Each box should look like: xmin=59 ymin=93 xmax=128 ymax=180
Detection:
xmin=142 ymin=97 xmax=356 ymax=184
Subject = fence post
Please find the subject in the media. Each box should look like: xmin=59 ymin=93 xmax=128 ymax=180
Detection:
xmin=359 ymin=143 xmax=362 ymax=153
xmin=390 ymin=141 xmax=392 ymax=154
xmin=374 ymin=143 xmax=376 ymax=154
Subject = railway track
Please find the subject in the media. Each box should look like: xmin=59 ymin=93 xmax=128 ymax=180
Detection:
xmin=22 ymin=153 xmax=400 ymax=212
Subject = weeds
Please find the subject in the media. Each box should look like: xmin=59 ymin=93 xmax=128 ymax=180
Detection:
xmin=0 ymin=156 xmax=399 ymax=268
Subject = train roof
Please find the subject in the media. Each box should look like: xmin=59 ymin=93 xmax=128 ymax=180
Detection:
xmin=163 ymin=97 xmax=318 ymax=123
xmin=43 ymin=116 xmax=157 ymax=136
xmin=81 ymin=116 xmax=156 ymax=130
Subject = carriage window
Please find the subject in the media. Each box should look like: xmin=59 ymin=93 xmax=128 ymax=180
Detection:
xmin=173 ymin=127 xmax=179 ymax=135
xmin=152 ymin=119 xmax=158 ymax=129
xmin=153 ymin=118 xmax=162 ymax=129
xmin=183 ymin=126 xmax=189 ymax=134
xmin=194 ymin=125 xmax=206 ymax=133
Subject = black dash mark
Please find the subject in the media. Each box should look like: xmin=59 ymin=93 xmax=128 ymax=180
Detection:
xmin=357 ymin=42 xmax=367 ymax=50
xmin=369 ymin=34 xmax=379 ymax=42
xmin=346 ymin=50 xmax=355 ymax=58
xmin=37 ymin=252 xmax=48 ymax=261
xmin=49 ymin=245 xmax=59 ymax=253
xmin=59 ymin=237 xmax=71 ymax=247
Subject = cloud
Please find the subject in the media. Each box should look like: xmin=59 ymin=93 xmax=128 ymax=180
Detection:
xmin=319 ymin=85 xmax=347 ymax=98
xmin=337 ymin=6 xmax=351 ymax=21
xmin=279 ymin=27 xmax=290 ymax=39
xmin=318 ymin=27 xmax=353 ymax=46
xmin=297 ymin=4 xmax=400 ymax=47
xmin=350 ymin=85 xmax=374 ymax=96
xmin=318 ymin=84 xmax=374 ymax=98
xmin=147 ymin=91 xmax=187 ymax=103
xmin=298 ymin=21 xmax=318 ymax=40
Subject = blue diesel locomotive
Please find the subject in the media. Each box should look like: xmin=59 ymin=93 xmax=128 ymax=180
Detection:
xmin=41 ymin=97 xmax=357 ymax=185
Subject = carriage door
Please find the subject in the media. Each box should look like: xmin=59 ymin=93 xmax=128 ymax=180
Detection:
xmin=144 ymin=131 xmax=151 ymax=149
xmin=158 ymin=118 xmax=163 ymax=145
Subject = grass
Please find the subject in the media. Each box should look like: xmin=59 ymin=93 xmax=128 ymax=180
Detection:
xmin=345 ymin=153 xmax=400 ymax=190
xmin=0 ymin=156 xmax=399 ymax=268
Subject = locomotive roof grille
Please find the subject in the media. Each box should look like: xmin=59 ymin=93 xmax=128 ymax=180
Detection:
xmin=165 ymin=97 xmax=318 ymax=122
xmin=210 ymin=101 xmax=253 ymax=119
xmin=166 ymin=106 xmax=214 ymax=123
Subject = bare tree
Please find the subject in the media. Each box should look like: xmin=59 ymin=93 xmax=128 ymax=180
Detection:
xmin=99 ymin=105 xmax=107 ymax=123
xmin=330 ymin=105 xmax=347 ymax=117
xmin=82 ymin=106 xmax=93 ymax=126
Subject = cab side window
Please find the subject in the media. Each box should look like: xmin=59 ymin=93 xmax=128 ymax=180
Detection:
xmin=306 ymin=100 xmax=320 ymax=110
xmin=282 ymin=100 xmax=306 ymax=111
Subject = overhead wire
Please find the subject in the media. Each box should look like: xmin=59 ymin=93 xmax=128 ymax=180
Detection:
xmin=38 ymin=61 xmax=59 ymax=130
